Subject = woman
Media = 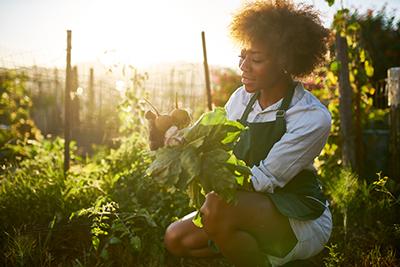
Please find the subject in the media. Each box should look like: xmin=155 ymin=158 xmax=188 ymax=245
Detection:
xmin=163 ymin=1 xmax=332 ymax=266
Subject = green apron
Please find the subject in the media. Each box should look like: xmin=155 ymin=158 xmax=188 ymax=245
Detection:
xmin=233 ymin=82 xmax=328 ymax=221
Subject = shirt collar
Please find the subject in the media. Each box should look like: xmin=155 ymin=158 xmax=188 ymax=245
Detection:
xmin=241 ymin=81 xmax=305 ymax=113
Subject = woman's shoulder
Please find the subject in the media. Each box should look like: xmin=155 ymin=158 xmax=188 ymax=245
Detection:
xmin=226 ymin=85 xmax=252 ymax=105
xmin=289 ymin=83 xmax=332 ymax=131
xmin=224 ymin=85 xmax=251 ymax=118
xmin=305 ymin=91 xmax=331 ymax=123
xmin=294 ymin=83 xmax=331 ymax=118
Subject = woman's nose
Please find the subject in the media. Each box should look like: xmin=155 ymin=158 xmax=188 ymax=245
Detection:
xmin=239 ymin=56 xmax=251 ymax=72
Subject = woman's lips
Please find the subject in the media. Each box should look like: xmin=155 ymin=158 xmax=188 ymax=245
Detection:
xmin=241 ymin=76 xmax=255 ymax=84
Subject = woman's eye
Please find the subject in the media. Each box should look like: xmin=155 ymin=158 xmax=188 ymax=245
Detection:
xmin=237 ymin=52 xmax=264 ymax=64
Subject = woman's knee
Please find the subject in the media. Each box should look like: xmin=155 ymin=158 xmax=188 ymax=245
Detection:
xmin=164 ymin=222 xmax=186 ymax=256
xmin=200 ymin=192 xmax=233 ymax=237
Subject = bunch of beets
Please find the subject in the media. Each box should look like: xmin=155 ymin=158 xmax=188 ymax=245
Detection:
xmin=144 ymin=99 xmax=253 ymax=227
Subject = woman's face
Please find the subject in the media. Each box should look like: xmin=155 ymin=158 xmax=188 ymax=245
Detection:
xmin=238 ymin=41 xmax=282 ymax=93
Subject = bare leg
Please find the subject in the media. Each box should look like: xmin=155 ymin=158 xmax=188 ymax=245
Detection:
xmin=199 ymin=191 xmax=297 ymax=267
xmin=164 ymin=211 xmax=221 ymax=258
xmin=212 ymin=228 xmax=268 ymax=267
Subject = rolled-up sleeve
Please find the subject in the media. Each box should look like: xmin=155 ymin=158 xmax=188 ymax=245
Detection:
xmin=250 ymin=106 xmax=332 ymax=193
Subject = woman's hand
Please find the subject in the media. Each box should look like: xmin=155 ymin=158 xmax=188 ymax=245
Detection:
xmin=239 ymin=177 xmax=256 ymax=192
xmin=164 ymin=125 xmax=185 ymax=147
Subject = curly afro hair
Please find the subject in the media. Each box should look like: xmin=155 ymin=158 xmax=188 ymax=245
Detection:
xmin=229 ymin=0 xmax=330 ymax=77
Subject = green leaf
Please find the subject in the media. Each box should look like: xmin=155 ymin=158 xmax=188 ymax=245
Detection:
xmin=180 ymin=147 xmax=201 ymax=185
xmin=146 ymin=147 xmax=181 ymax=179
xmin=198 ymin=107 xmax=228 ymax=126
xmin=330 ymin=61 xmax=341 ymax=73
xmin=108 ymin=236 xmax=121 ymax=245
xmin=166 ymin=159 xmax=182 ymax=185
xmin=221 ymin=128 xmax=242 ymax=145
xmin=187 ymin=181 xmax=204 ymax=208
xmin=359 ymin=49 xmax=366 ymax=62
xmin=100 ymin=247 xmax=109 ymax=260
xmin=347 ymin=22 xmax=360 ymax=32
xmin=184 ymin=124 xmax=212 ymax=143
xmin=224 ymin=118 xmax=245 ymax=130
xmin=364 ymin=60 xmax=374 ymax=77
xmin=186 ymin=136 xmax=205 ymax=148
xmin=346 ymin=35 xmax=353 ymax=47
xmin=192 ymin=210 xmax=203 ymax=228
xmin=235 ymin=175 xmax=244 ymax=186
xmin=201 ymin=159 xmax=237 ymax=202
xmin=325 ymin=0 xmax=335 ymax=6
xmin=203 ymin=148 xmax=231 ymax=163
xmin=327 ymin=71 xmax=337 ymax=84
xmin=130 ymin=236 xmax=142 ymax=252
xmin=92 ymin=236 xmax=100 ymax=250
xmin=225 ymin=162 xmax=252 ymax=177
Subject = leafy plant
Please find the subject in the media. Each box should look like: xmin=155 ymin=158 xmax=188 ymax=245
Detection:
xmin=326 ymin=168 xmax=359 ymax=237
xmin=0 ymin=70 xmax=42 ymax=168
xmin=146 ymin=107 xmax=253 ymax=227
xmin=324 ymin=243 xmax=344 ymax=267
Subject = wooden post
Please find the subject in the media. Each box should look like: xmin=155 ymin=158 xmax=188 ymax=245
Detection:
xmin=52 ymin=68 xmax=61 ymax=134
xmin=201 ymin=31 xmax=212 ymax=111
xmin=89 ymin=68 xmax=95 ymax=117
xmin=64 ymin=30 xmax=72 ymax=175
xmin=336 ymin=32 xmax=356 ymax=170
xmin=71 ymin=66 xmax=80 ymax=141
xmin=354 ymin=78 xmax=364 ymax=175
xmin=88 ymin=68 xmax=94 ymax=125
xmin=99 ymin=80 xmax=103 ymax=139
xmin=388 ymin=67 xmax=400 ymax=181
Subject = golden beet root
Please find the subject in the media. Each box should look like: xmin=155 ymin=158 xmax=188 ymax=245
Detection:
xmin=155 ymin=114 xmax=174 ymax=133
xmin=145 ymin=110 xmax=157 ymax=120
xmin=170 ymin=108 xmax=191 ymax=129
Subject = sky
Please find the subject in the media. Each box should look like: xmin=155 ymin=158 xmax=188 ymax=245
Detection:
xmin=1 ymin=0 xmax=399 ymax=69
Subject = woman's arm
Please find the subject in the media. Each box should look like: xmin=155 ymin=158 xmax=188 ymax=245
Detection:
xmin=250 ymin=106 xmax=332 ymax=193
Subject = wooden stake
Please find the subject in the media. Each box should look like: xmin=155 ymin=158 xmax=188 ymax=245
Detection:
xmin=388 ymin=67 xmax=400 ymax=181
xmin=202 ymin=31 xmax=212 ymax=111
xmin=72 ymin=65 xmax=80 ymax=138
xmin=336 ymin=32 xmax=356 ymax=170
xmin=88 ymin=68 xmax=94 ymax=125
xmin=64 ymin=30 xmax=72 ymax=175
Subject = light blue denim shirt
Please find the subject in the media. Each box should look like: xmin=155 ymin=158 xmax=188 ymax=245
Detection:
xmin=224 ymin=82 xmax=332 ymax=193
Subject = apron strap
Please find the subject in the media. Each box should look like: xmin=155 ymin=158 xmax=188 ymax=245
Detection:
xmin=277 ymin=81 xmax=297 ymax=113
xmin=273 ymin=81 xmax=297 ymax=133
xmin=238 ymin=91 xmax=260 ymax=125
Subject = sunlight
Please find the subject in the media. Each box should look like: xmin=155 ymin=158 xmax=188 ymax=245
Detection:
xmin=115 ymin=80 xmax=126 ymax=93
xmin=76 ymin=87 xmax=84 ymax=96
xmin=69 ymin=0 xmax=219 ymax=67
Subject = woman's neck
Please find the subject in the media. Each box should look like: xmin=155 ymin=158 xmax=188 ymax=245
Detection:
xmin=258 ymin=78 xmax=293 ymax=110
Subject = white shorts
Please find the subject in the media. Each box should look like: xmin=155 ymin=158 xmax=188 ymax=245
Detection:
xmin=265 ymin=204 xmax=333 ymax=266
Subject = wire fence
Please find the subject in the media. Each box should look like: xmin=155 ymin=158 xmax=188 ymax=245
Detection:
xmin=0 ymin=51 xmax=212 ymax=155
xmin=1 ymin=46 xmax=390 ymax=157
xmin=373 ymin=78 xmax=389 ymax=109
